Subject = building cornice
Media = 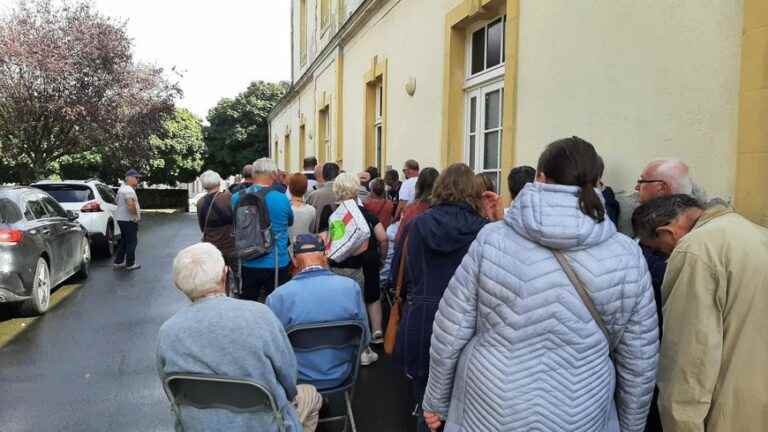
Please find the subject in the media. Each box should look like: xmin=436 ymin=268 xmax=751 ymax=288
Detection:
xmin=269 ymin=0 xmax=383 ymax=121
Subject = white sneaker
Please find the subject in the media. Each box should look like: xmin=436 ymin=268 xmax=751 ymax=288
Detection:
xmin=360 ymin=347 xmax=379 ymax=366
xmin=371 ymin=330 xmax=384 ymax=345
xmin=125 ymin=264 xmax=142 ymax=271
xmin=113 ymin=262 xmax=126 ymax=270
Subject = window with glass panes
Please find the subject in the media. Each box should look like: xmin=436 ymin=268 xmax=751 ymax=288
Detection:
xmin=374 ymin=83 xmax=384 ymax=171
xmin=320 ymin=0 xmax=330 ymax=31
xmin=464 ymin=15 xmax=506 ymax=193
xmin=318 ymin=107 xmax=331 ymax=163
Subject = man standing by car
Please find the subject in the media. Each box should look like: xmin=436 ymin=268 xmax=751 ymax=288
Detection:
xmin=114 ymin=169 xmax=141 ymax=271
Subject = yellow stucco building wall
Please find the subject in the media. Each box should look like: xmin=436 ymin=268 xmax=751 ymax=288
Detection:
xmin=271 ymin=0 xmax=760 ymax=219
xmin=735 ymin=0 xmax=768 ymax=226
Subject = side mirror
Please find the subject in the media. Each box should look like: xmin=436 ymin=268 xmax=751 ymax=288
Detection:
xmin=65 ymin=210 xmax=79 ymax=221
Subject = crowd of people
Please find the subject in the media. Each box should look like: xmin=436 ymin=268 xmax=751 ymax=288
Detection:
xmin=158 ymin=138 xmax=768 ymax=432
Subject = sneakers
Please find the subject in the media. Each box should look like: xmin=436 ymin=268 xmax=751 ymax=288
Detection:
xmin=114 ymin=263 xmax=141 ymax=271
xmin=125 ymin=264 xmax=141 ymax=271
xmin=371 ymin=330 xmax=384 ymax=345
xmin=112 ymin=262 xmax=126 ymax=270
xmin=360 ymin=347 xmax=379 ymax=366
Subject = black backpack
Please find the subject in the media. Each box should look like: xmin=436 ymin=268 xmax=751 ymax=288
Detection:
xmin=233 ymin=187 xmax=274 ymax=260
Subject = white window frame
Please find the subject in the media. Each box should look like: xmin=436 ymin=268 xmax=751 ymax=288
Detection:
xmin=320 ymin=0 xmax=331 ymax=34
xmin=465 ymin=81 xmax=504 ymax=193
xmin=463 ymin=14 xmax=507 ymax=193
xmin=323 ymin=109 xmax=331 ymax=163
xmin=465 ymin=16 xmax=507 ymax=85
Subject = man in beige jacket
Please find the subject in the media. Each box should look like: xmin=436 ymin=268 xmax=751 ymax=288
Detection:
xmin=632 ymin=194 xmax=768 ymax=432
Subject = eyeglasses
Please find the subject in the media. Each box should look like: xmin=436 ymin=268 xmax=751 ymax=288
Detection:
xmin=636 ymin=179 xmax=665 ymax=185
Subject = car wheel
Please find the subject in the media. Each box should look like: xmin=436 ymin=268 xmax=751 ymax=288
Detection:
xmin=101 ymin=224 xmax=115 ymax=257
xmin=75 ymin=238 xmax=90 ymax=280
xmin=21 ymin=258 xmax=51 ymax=316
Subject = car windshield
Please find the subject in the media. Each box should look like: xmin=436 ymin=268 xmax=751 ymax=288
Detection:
xmin=0 ymin=197 xmax=23 ymax=223
xmin=34 ymin=184 xmax=94 ymax=203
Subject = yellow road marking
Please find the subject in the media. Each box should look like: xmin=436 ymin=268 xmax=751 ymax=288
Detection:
xmin=0 ymin=283 xmax=82 ymax=348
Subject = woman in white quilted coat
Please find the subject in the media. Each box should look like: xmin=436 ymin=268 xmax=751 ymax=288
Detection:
xmin=423 ymin=137 xmax=659 ymax=432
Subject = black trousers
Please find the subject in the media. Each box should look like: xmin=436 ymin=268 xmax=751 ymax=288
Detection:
xmin=115 ymin=221 xmax=138 ymax=266
xmin=240 ymin=265 xmax=291 ymax=302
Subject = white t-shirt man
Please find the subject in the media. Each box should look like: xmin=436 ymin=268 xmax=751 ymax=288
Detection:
xmin=399 ymin=177 xmax=418 ymax=204
xmin=116 ymin=184 xmax=140 ymax=222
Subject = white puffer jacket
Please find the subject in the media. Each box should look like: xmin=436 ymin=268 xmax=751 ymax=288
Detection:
xmin=423 ymin=183 xmax=659 ymax=432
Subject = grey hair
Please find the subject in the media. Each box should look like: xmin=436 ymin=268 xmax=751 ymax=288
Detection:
xmin=241 ymin=164 xmax=254 ymax=178
xmin=172 ymin=243 xmax=226 ymax=300
xmin=252 ymin=158 xmax=277 ymax=176
xmin=199 ymin=170 xmax=222 ymax=191
xmin=631 ymin=194 xmax=703 ymax=240
xmin=648 ymin=159 xmax=694 ymax=195
xmin=333 ymin=172 xmax=361 ymax=200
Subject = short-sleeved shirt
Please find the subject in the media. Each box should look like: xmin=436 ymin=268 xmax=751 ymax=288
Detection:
xmin=288 ymin=203 xmax=316 ymax=242
xmin=116 ymin=185 xmax=140 ymax=222
xmin=398 ymin=177 xmax=418 ymax=204
xmin=231 ymin=184 xmax=294 ymax=269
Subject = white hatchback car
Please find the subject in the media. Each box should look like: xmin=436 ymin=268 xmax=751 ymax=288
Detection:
xmin=32 ymin=180 xmax=121 ymax=257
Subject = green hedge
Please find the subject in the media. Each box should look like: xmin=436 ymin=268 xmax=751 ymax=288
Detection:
xmin=135 ymin=188 xmax=188 ymax=211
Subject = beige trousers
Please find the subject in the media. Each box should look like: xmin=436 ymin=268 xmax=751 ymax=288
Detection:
xmin=294 ymin=384 xmax=323 ymax=432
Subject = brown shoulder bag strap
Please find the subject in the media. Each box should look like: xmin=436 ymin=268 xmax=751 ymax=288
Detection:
xmin=202 ymin=192 xmax=220 ymax=234
xmin=394 ymin=236 xmax=410 ymax=301
xmin=552 ymin=250 xmax=612 ymax=350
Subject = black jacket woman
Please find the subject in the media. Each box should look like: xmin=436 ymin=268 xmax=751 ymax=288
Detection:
xmin=393 ymin=163 xmax=500 ymax=432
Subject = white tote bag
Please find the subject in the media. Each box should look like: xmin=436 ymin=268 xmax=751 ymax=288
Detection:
xmin=326 ymin=199 xmax=371 ymax=262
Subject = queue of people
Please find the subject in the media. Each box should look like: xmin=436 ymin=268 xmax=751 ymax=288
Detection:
xmin=162 ymin=139 xmax=767 ymax=432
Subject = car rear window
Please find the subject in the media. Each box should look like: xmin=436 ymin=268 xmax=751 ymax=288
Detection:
xmin=34 ymin=184 xmax=94 ymax=203
xmin=0 ymin=198 xmax=23 ymax=223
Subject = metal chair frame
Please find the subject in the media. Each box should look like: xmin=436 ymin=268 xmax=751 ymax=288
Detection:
xmin=287 ymin=320 xmax=367 ymax=432
xmin=162 ymin=373 xmax=286 ymax=432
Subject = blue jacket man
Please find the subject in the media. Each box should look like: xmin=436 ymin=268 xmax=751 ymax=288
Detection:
xmin=266 ymin=234 xmax=370 ymax=390
xmin=231 ymin=158 xmax=293 ymax=301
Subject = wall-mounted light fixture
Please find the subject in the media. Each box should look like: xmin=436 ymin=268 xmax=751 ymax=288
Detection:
xmin=405 ymin=77 xmax=416 ymax=96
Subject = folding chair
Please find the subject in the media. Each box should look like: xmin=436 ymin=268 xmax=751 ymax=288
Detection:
xmin=163 ymin=373 xmax=287 ymax=432
xmin=287 ymin=320 xmax=366 ymax=432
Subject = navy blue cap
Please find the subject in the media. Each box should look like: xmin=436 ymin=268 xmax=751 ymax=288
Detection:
xmin=293 ymin=234 xmax=325 ymax=255
xmin=126 ymin=168 xmax=141 ymax=178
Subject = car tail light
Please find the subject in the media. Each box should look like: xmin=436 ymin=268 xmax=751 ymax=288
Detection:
xmin=0 ymin=228 xmax=23 ymax=245
xmin=80 ymin=200 xmax=102 ymax=213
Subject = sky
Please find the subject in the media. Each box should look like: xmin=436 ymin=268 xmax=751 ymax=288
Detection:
xmin=0 ymin=0 xmax=292 ymax=121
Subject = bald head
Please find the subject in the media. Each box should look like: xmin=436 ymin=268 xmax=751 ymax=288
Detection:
xmin=636 ymin=159 xmax=694 ymax=204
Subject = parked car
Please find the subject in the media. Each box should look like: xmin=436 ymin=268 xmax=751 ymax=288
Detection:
xmin=0 ymin=187 xmax=90 ymax=315
xmin=32 ymin=180 xmax=121 ymax=257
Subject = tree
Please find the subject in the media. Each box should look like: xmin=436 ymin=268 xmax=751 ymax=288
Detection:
xmin=0 ymin=0 xmax=181 ymax=184
xmin=58 ymin=108 xmax=206 ymax=185
xmin=144 ymin=108 xmax=205 ymax=185
xmin=204 ymin=80 xmax=289 ymax=177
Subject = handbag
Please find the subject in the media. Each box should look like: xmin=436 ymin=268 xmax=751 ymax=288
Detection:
xmin=201 ymin=192 xmax=220 ymax=242
xmin=384 ymin=236 xmax=409 ymax=355
xmin=551 ymin=250 xmax=614 ymax=357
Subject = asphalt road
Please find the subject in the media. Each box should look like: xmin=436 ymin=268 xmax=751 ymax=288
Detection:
xmin=0 ymin=212 xmax=414 ymax=432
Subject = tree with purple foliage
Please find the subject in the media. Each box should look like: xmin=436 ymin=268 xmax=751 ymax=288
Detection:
xmin=0 ymin=0 xmax=182 ymax=183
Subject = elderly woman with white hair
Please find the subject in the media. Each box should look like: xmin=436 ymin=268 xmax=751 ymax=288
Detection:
xmin=157 ymin=242 xmax=323 ymax=432
xmin=317 ymin=172 xmax=388 ymax=366
xmin=196 ymin=170 xmax=235 ymax=265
